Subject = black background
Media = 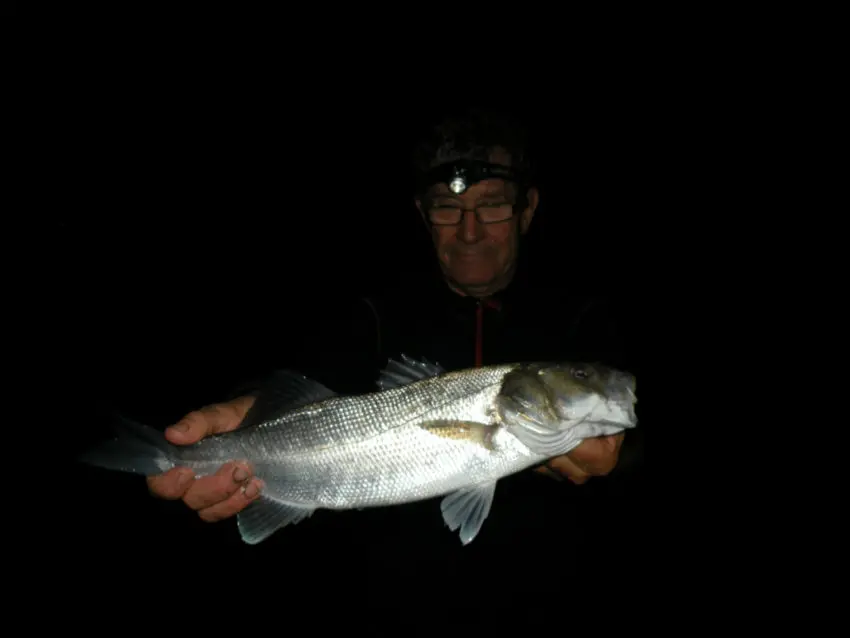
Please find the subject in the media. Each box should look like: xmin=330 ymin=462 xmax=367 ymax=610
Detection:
xmin=22 ymin=6 xmax=664 ymax=622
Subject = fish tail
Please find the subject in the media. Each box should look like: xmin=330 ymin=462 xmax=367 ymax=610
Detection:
xmin=78 ymin=413 xmax=177 ymax=476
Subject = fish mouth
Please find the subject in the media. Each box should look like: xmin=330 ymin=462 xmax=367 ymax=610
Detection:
xmin=600 ymin=394 xmax=638 ymax=429
xmin=606 ymin=372 xmax=637 ymax=423
xmin=623 ymin=396 xmax=638 ymax=426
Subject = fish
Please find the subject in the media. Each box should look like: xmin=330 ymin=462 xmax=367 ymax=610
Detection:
xmin=80 ymin=354 xmax=638 ymax=546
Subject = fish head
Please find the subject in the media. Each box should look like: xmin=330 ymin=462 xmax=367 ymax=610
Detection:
xmin=538 ymin=362 xmax=636 ymax=427
xmin=496 ymin=362 xmax=638 ymax=450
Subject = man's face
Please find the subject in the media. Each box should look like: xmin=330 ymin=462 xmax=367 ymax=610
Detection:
xmin=415 ymin=149 xmax=539 ymax=296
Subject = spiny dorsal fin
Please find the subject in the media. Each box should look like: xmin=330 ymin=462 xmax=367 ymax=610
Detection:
xmin=239 ymin=370 xmax=337 ymax=429
xmin=376 ymin=354 xmax=446 ymax=390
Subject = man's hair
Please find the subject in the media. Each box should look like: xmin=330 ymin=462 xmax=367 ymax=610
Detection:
xmin=411 ymin=107 xmax=533 ymax=178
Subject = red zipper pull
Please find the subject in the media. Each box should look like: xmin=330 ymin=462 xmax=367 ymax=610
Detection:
xmin=475 ymin=301 xmax=484 ymax=367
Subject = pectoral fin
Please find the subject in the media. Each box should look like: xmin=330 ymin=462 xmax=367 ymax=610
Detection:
xmin=440 ymin=482 xmax=497 ymax=545
xmin=236 ymin=495 xmax=315 ymax=545
xmin=421 ymin=420 xmax=495 ymax=450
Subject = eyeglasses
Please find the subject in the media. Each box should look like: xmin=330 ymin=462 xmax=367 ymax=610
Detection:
xmin=427 ymin=202 xmax=515 ymax=226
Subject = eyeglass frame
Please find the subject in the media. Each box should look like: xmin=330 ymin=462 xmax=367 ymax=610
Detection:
xmin=415 ymin=158 xmax=533 ymax=227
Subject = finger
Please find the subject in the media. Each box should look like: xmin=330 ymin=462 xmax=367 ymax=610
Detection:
xmin=165 ymin=399 xmax=253 ymax=446
xmin=182 ymin=461 xmax=254 ymax=511
xmin=568 ymin=434 xmax=625 ymax=476
xmin=547 ymin=455 xmax=591 ymax=484
xmin=197 ymin=478 xmax=264 ymax=523
xmin=533 ymin=465 xmax=564 ymax=481
xmin=146 ymin=467 xmax=195 ymax=500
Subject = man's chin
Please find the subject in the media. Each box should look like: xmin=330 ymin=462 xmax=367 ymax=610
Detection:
xmin=446 ymin=266 xmax=492 ymax=285
xmin=439 ymin=256 xmax=506 ymax=291
xmin=445 ymin=272 xmax=499 ymax=295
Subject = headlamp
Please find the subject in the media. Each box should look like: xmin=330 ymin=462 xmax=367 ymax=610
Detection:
xmin=416 ymin=158 xmax=530 ymax=197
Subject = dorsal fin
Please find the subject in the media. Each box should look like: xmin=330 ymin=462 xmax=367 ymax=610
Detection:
xmin=376 ymin=354 xmax=446 ymax=390
xmin=239 ymin=370 xmax=337 ymax=429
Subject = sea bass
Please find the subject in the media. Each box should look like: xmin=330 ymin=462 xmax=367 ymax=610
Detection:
xmin=81 ymin=355 xmax=638 ymax=545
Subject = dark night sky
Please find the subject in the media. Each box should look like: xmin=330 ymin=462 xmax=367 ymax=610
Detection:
xmin=46 ymin=90 xmax=648 ymax=403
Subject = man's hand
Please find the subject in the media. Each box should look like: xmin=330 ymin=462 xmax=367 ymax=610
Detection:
xmin=535 ymin=433 xmax=625 ymax=484
xmin=146 ymin=395 xmax=264 ymax=522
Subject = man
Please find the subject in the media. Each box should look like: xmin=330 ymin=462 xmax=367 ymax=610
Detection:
xmin=146 ymin=108 xmax=639 ymax=541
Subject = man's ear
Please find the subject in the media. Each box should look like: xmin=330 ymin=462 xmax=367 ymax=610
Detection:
xmin=519 ymin=187 xmax=539 ymax=234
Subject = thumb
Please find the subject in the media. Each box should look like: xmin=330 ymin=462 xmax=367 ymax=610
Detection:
xmin=165 ymin=398 xmax=254 ymax=445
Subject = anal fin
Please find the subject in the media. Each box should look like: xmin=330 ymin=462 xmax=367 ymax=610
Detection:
xmin=236 ymin=495 xmax=315 ymax=545
xmin=440 ymin=482 xmax=497 ymax=546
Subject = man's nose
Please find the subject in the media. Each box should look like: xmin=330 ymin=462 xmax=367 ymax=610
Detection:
xmin=458 ymin=210 xmax=483 ymax=243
